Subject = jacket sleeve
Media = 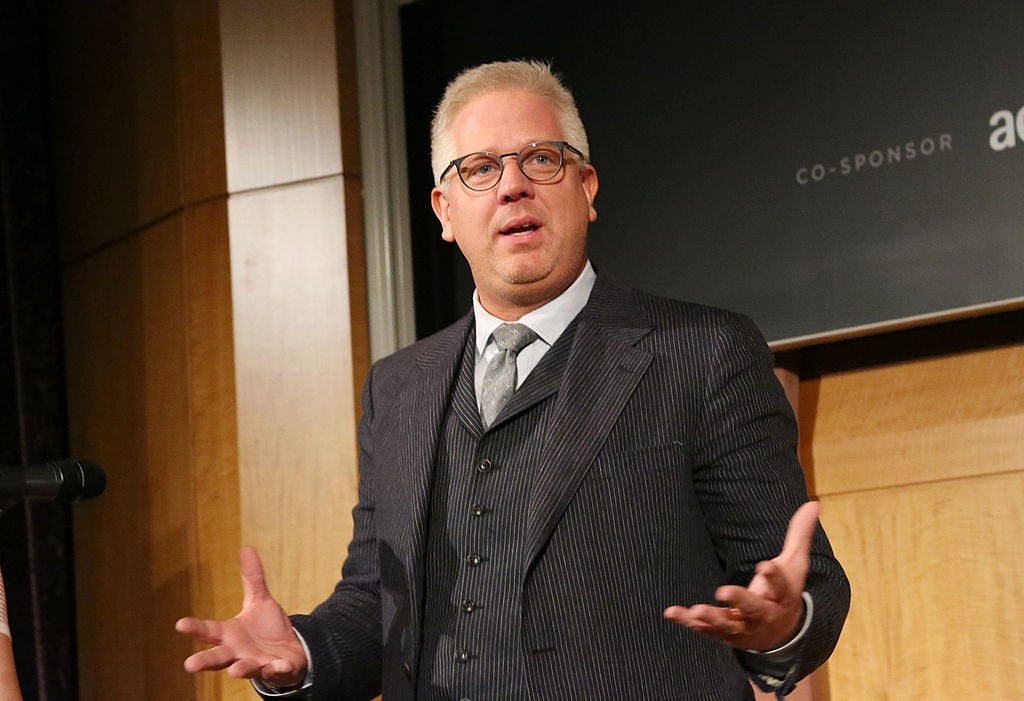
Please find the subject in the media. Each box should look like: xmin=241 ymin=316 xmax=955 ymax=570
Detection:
xmin=691 ymin=312 xmax=850 ymax=697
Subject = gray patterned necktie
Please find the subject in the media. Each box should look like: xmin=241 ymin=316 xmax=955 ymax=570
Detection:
xmin=479 ymin=323 xmax=538 ymax=428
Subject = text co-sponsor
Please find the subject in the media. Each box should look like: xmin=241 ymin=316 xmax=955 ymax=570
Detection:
xmin=795 ymin=134 xmax=952 ymax=185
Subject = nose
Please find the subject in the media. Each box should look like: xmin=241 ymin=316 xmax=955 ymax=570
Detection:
xmin=495 ymin=153 xmax=534 ymax=202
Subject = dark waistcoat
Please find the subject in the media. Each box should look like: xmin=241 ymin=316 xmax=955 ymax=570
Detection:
xmin=417 ymin=321 xmax=578 ymax=701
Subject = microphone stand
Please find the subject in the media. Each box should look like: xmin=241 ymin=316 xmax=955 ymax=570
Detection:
xmin=0 ymin=461 xmax=104 ymax=699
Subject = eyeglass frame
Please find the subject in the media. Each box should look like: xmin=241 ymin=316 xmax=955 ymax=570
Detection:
xmin=439 ymin=140 xmax=587 ymax=191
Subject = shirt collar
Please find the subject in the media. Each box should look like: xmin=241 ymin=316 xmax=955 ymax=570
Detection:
xmin=474 ymin=260 xmax=596 ymax=356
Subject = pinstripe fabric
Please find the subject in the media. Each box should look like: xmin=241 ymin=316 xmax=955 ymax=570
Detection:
xmin=285 ymin=274 xmax=850 ymax=701
xmin=419 ymin=320 xmax=576 ymax=700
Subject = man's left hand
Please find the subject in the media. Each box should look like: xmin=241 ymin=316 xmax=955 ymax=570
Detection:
xmin=663 ymin=501 xmax=819 ymax=651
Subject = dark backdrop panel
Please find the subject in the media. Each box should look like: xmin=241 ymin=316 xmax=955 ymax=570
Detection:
xmin=401 ymin=0 xmax=1024 ymax=345
xmin=1 ymin=1 xmax=78 ymax=698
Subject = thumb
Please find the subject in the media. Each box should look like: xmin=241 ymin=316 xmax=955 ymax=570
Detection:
xmin=777 ymin=501 xmax=820 ymax=569
xmin=239 ymin=546 xmax=272 ymax=606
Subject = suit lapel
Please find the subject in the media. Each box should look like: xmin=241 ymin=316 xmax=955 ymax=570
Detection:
xmin=382 ymin=278 xmax=655 ymax=595
xmin=524 ymin=276 xmax=654 ymax=569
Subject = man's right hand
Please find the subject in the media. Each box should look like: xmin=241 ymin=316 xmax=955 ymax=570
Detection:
xmin=175 ymin=546 xmax=307 ymax=687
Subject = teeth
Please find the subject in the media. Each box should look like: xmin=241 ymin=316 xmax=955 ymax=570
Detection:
xmin=504 ymin=225 xmax=536 ymax=235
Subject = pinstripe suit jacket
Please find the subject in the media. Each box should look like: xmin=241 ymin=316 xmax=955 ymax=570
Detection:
xmin=288 ymin=273 xmax=850 ymax=701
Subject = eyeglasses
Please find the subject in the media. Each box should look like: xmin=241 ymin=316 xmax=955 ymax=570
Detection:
xmin=440 ymin=141 xmax=585 ymax=191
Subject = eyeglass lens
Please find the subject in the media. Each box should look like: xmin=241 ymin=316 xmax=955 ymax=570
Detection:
xmin=458 ymin=142 xmax=566 ymax=190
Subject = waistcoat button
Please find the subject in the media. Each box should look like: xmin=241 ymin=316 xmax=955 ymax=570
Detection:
xmin=454 ymin=647 xmax=471 ymax=663
xmin=477 ymin=458 xmax=493 ymax=473
xmin=466 ymin=553 xmax=483 ymax=566
xmin=460 ymin=599 xmax=478 ymax=613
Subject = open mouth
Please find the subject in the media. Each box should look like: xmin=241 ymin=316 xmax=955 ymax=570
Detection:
xmin=501 ymin=223 xmax=539 ymax=235
xmin=499 ymin=217 xmax=541 ymax=236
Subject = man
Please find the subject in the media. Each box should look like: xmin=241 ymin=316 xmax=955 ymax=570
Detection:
xmin=176 ymin=59 xmax=849 ymax=700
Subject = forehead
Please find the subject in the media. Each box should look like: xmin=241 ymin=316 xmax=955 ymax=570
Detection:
xmin=451 ymin=90 xmax=563 ymax=152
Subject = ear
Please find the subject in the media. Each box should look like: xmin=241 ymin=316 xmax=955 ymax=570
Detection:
xmin=580 ymin=164 xmax=599 ymax=222
xmin=431 ymin=187 xmax=455 ymax=242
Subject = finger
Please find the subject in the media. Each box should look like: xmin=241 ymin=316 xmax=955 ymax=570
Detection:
xmin=175 ymin=617 xmax=224 ymax=645
xmin=225 ymin=657 xmax=300 ymax=685
xmin=175 ymin=617 xmax=200 ymax=635
xmin=261 ymin=657 xmax=303 ymax=686
xmin=183 ymin=645 xmax=238 ymax=673
xmin=713 ymin=587 xmax=768 ymax=630
xmin=664 ymin=604 xmax=747 ymax=638
xmin=713 ymin=584 xmax=764 ymax=611
xmin=664 ymin=604 xmax=735 ymax=630
xmin=227 ymin=657 xmax=265 ymax=679
xmin=239 ymin=546 xmax=271 ymax=606
xmin=777 ymin=501 xmax=820 ymax=568
xmin=663 ymin=604 xmax=709 ymax=627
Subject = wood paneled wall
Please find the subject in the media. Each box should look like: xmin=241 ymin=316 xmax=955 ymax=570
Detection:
xmin=798 ymin=314 xmax=1024 ymax=700
xmin=49 ymin=0 xmax=1023 ymax=698
xmin=52 ymin=1 xmax=366 ymax=699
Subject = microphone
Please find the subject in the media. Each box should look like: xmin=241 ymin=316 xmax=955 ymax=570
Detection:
xmin=0 ymin=460 xmax=107 ymax=503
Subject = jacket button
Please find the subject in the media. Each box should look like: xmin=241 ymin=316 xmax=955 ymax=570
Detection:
xmin=476 ymin=458 xmax=493 ymax=473
xmin=454 ymin=647 xmax=471 ymax=663
xmin=401 ymin=661 xmax=412 ymax=678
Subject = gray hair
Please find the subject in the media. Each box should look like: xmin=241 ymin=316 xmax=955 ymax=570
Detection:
xmin=430 ymin=59 xmax=590 ymax=186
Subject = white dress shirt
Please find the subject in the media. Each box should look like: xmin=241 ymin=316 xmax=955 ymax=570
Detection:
xmin=473 ymin=260 xmax=596 ymax=405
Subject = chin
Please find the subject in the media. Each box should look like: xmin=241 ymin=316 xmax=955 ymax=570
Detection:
xmin=508 ymin=276 xmax=576 ymax=308
xmin=499 ymin=265 xmax=547 ymax=286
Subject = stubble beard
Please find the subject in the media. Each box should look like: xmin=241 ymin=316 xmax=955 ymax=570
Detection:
xmin=491 ymin=249 xmax=584 ymax=308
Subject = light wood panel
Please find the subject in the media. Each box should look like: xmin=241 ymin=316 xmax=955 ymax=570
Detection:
xmin=801 ymin=341 xmax=1024 ymax=700
xmin=64 ymin=219 xmax=196 ymax=700
xmin=228 ymin=178 xmax=360 ymax=613
xmin=219 ymin=0 xmax=364 ymax=617
xmin=53 ymin=1 xmax=247 ymax=698
xmin=219 ymin=0 xmax=343 ymax=193
xmin=55 ymin=0 xmax=373 ymax=698
xmin=66 ymin=207 xmax=253 ymax=701
xmin=821 ymin=473 xmax=1024 ymax=700
xmin=803 ymin=344 xmax=1024 ymax=496
xmin=183 ymin=200 xmax=249 ymax=701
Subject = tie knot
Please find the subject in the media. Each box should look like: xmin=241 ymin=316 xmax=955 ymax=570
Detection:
xmin=491 ymin=323 xmax=538 ymax=353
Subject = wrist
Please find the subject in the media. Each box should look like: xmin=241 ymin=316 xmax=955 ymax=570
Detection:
xmin=756 ymin=591 xmax=814 ymax=655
